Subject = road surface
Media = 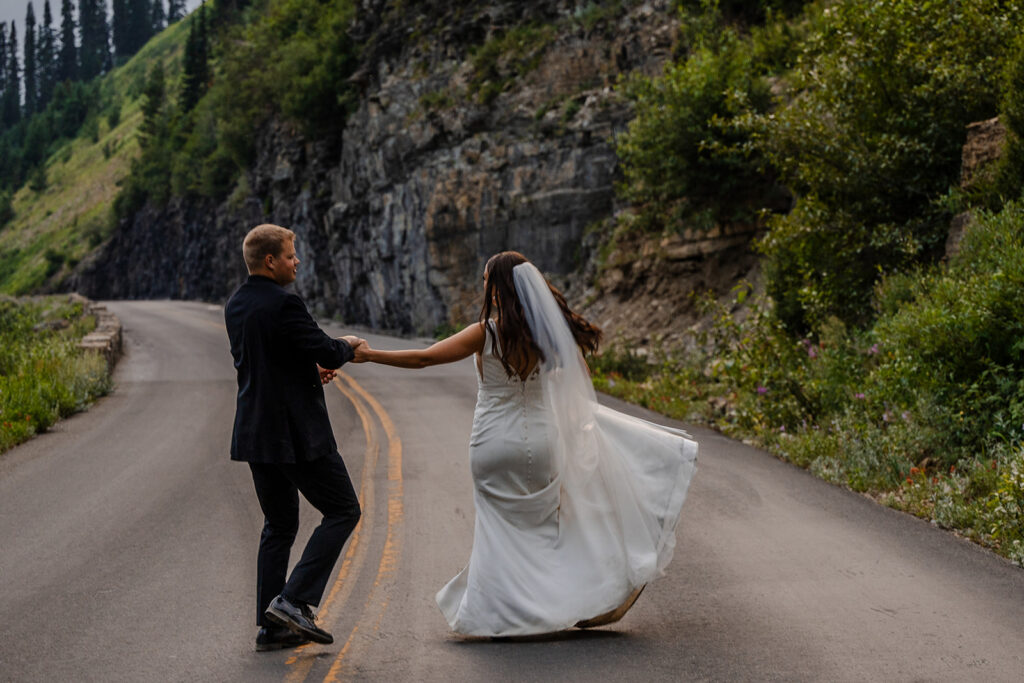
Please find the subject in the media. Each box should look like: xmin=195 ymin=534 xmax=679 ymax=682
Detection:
xmin=0 ymin=300 xmax=1022 ymax=682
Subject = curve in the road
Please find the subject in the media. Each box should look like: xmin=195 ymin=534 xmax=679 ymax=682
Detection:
xmin=324 ymin=371 xmax=405 ymax=683
xmin=284 ymin=373 xmax=382 ymax=682
xmin=281 ymin=370 xmax=405 ymax=683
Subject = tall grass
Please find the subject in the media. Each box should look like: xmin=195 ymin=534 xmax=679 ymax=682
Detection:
xmin=0 ymin=296 xmax=112 ymax=454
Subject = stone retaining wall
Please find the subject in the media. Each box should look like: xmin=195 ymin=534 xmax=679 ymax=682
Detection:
xmin=72 ymin=293 xmax=123 ymax=372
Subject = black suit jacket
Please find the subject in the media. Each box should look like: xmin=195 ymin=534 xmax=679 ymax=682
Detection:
xmin=225 ymin=275 xmax=354 ymax=464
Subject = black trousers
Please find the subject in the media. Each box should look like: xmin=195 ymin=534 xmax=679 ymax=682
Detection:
xmin=249 ymin=451 xmax=361 ymax=627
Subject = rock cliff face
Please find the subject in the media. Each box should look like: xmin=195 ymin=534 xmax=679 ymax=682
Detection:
xmin=76 ymin=1 xmax=720 ymax=337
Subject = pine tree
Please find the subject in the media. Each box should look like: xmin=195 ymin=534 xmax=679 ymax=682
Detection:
xmin=3 ymin=22 xmax=21 ymax=127
xmin=131 ymin=0 xmax=154 ymax=54
xmin=166 ymin=0 xmax=184 ymax=23
xmin=79 ymin=0 xmax=110 ymax=80
xmin=115 ymin=0 xmax=157 ymax=59
xmin=111 ymin=0 xmax=127 ymax=58
xmin=57 ymin=0 xmax=76 ymax=82
xmin=37 ymin=0 xmax=56 ymax=109
xmin=196 ymin=2 xmax=207 ymax=85
xmin=151 ymin=0 xmax=165 ymax=34
xmin=24 ymin=2 xmax=37 ymax=115
xmin=178 ymin=6 xmax=198 ymax=111
xmin=78 ymin=0 xmax=94 ymax=77
xmin=0 ymin=24 xmax=7 ymax=106
xmin=179 ymin=2 xmax=208 ymax=112
xmin=138 ymin=58 xmax=164 ymax=146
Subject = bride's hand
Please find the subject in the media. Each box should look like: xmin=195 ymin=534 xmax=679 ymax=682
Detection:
xmin=342 ymin=336 xmax=372 ymax=363
xmin=353 ymin=341 xmax=373 ymax=362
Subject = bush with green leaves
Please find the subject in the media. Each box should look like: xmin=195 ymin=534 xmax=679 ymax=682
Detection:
xmin=866 ymin=203 xmax=1024 ymax=464
xmin=745 ymin=0 xmax=1024 ymax=332
xmin=616 ymin=27 xmax=775 ymax=231
xmin=993 ymin=31 xmax=1024 ymax=205
xmin=215 ymin=0 xmax=358 ymax=162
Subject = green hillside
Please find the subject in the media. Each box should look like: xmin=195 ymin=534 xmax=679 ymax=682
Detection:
xmin=0 ymin=17 xmax=190 ymax=294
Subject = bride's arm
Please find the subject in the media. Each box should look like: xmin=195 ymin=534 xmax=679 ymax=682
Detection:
xmin=353 ymin=322 xmax=485 ymax=368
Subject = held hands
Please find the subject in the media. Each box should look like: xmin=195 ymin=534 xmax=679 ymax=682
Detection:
xmin=340 ymin=335 xmax=372 ymax=363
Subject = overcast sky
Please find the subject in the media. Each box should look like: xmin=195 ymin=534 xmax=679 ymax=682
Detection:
xmin=0 ymin=0 xmax=203 ymax=37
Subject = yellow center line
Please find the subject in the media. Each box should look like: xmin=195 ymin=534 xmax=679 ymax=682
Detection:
xmin=322 ymin=373 xmax=404 ymax=683
xmin=284 ymin=373 xmax=380 ymax=681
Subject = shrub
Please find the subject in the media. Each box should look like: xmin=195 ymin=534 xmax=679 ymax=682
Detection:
xmin=867 ymin=203 xmax=1024 ymax=463
xmin=746 ymin=0 xmax=1024 ymax=332
xmin=994 ymin=32 xmax=1024 ymax=204
xmin=468 ymin=23 xmax=557 ymax=105
xmin=616 ymin=28 xmax=774 ymax=231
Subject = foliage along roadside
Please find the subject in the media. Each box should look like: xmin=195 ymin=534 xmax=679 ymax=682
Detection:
xmin=594 ymin=0 xmax=1024 ymax=565
xmin=0 ymin=295 xmax=112 ymax=454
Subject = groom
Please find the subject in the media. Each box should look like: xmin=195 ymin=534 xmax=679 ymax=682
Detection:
xmin=225 ymin=224 xmax=363 ymax=652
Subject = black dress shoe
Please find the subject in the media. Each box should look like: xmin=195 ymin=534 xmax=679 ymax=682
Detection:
xmin=265 ymin=595 xmax=334 ymax=645
xmin=255 ymin=624 xmax=310 ymax=652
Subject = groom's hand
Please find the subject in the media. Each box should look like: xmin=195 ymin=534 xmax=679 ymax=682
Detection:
xmin=317 ymin=364 xmax=337 ymax=385
xmin=341 ymin=335 xmax=364 ymax=350
xmin=340 ymin=335 xmax=371 ymax=363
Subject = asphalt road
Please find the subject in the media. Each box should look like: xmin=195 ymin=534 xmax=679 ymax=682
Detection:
xmin=1 ymin=300 xmax=1022 ymax=682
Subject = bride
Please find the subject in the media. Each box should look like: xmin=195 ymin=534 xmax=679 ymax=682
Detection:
xmin=350 ymin=251 xmax=697 ymax=637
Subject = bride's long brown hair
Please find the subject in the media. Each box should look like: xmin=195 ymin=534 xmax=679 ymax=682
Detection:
xmin=479 ymin=251 xmax=602 ymax=379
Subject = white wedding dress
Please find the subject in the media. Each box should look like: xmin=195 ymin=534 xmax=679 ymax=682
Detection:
xmin=435 ymin=264 xmax=698 ymax=637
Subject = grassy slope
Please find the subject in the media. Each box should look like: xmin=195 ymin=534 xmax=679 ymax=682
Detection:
xmin=0 ymin=18 xmax=190 ymax=294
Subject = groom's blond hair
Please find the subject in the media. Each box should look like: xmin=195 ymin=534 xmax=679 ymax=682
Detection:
xmin=243 ymin=224 xmax=296 ymax=273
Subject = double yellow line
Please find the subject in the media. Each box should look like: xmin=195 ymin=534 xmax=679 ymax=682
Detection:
xmin=285 ymin=371 xmax=404 ymax=683
xmin=179 ymin=306 xmax=402 ymax=679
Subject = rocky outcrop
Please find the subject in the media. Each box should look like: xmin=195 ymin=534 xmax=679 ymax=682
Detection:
xmin=73 ymin=1 xmax=683 ymax=335
xmin=576 ymin=221 xmax=762 ymax=349
xmin=946 ymin=116 xmax=1007 ymax=258
xmin=74 ymin=1 xmax=766 ymax=343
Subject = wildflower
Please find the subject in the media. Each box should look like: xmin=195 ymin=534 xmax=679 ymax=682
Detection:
xmin=932 ymin=477 xmax=938 ymax=484
xmin=756 ymin=386 xmax=768 ymax=395
xmin=807 ymin=346 xmax=818 ymax=359
xmin=950 ymin=465 xmax=956 ymax=474
xmin=25 ymin=415 xmax=31 ymax=421
xmin=901 ymin=411 xmax=911 ymax=421
xmin=910 ymin=467 xmax=920 ymax=475
xmin=882 ymin=411 xmax=892 ymax=423
xmin=906 ymin=477 xmax=913 ymax=484
xmin=868 ymin=344 xmax=879 ymax=355
xmin=779 ymin=425 xmax=786 ymax=433
xmin=854 ymin=392 xmax=866 ymax=400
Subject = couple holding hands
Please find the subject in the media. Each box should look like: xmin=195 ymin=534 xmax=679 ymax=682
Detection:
xmin=225 ymin=223 xmax=697 ymax=651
